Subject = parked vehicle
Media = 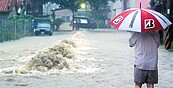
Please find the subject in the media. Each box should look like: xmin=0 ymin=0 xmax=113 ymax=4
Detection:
xmin=70 ymin=16 xmax=97 ymax=30
xmin=34 ymin=23 xmax=53 ymax=36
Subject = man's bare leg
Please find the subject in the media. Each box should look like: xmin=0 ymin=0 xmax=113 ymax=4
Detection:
xmin=135 ymin=83 xmax=142 ymax=88
xmin=147 ymin=84 xmax=154 ymax=88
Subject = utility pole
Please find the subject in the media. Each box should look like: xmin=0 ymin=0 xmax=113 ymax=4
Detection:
xmin=122 ymin=0 xmax=125 ymax=11
xmin=122 ymin=0 xmax=128 ymax=11
xmin=165 ymin=0 xmax=173 ymax=49
xmin=23 ymin=0 xmax=26 ymax=7
xmin=52 ymin=8 xmax=55 ymax=31
xmin=0 ymin=19 xmax=2 ymax=42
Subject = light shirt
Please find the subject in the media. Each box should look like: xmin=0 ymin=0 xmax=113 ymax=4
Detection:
xmin=129 ymin=31 xmax=160 ymax=70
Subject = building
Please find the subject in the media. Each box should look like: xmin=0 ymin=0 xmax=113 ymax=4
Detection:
xmin=108 ymin=0 xmax=135 ymax=25
xmin=0 ymin=0 xmax=15 ymax=25
xmin=0 ymin=0 xmax=14 ymax=13
xmin=53 ymin=9 xmax=73 ymax=30
xmin=16 ymin=0 xmax=45 ymax=17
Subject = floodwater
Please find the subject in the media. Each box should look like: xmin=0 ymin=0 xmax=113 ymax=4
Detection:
xmin=0 ymin=29 xmax=173 ymax=88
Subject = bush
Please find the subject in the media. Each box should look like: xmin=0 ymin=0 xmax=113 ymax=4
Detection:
xmin=52 ymin=18 xmax=64 ymax=31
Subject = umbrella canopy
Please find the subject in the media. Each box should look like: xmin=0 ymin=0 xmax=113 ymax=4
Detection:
xmin=109 ymin=8 xmax=172 ymax=32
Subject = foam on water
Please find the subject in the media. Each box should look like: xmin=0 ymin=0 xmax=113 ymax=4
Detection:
xmin=0 ymin=31 xmax=101 ymax=75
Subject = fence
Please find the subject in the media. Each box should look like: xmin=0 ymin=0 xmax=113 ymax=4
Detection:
xmin=0 ymin=18 xmax=32 ymax=42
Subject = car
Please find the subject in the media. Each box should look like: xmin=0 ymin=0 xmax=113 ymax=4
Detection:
xmin=71 ymin=16 xmax=97 ymax=30
xmin=34 ymin=23 xmax=53 ymax=36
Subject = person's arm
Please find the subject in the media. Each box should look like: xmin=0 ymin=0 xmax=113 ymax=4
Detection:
xmin=129 ymin=32 xmax=138 ymax=47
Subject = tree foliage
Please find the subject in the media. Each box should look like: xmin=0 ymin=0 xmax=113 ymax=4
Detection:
xmin=12 ymin=8 xmax=33 ymax=20
xmin=57 ymin=0 xmax=82 ymax=12
xmin=31 ymin=0 xmax=108 ymax=13
xmin=34 ymin=0 xmax=82 ymax=12
xmin=86 ymin=0 xmax=108 ymax=10
xmin=52 ymin=18 xmax=65 ymax=30
xmin=85 ymin=0 xmax=109 ymax=28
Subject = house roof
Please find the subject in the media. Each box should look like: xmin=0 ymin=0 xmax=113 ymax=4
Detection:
xmin=0 ymin=0 xmax=14 ymax=13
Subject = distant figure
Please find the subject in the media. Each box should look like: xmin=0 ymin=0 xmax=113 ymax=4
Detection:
xmin=129 ymin=31 xmax=160 ymax=88
xmin=69 ymin=20 xmax=73 ymax=26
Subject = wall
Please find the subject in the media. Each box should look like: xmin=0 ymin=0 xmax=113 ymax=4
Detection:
xmin=108 ymin=0 xmax=121 ymax=26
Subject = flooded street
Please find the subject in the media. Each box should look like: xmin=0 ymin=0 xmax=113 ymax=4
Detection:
xmin=0 ymin=29 xmax=173 ymax=88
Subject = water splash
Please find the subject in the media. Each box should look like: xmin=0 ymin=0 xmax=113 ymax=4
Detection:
xmin=1 ymin=31 xmax=100 ymax=75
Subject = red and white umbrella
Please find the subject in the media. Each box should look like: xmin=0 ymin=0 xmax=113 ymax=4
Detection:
xmin=109 ymin=8 xmax=172 ymax=32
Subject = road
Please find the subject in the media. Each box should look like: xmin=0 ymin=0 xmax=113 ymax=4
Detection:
xmin=0 ymin=29 xmax=173 ymax=88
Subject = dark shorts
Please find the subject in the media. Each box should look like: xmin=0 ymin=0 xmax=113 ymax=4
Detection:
xmin=134 ymin=66 xmax=158 ymax=85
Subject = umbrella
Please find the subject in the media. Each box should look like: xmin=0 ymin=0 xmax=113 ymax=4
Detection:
xmin=109 ymin=8 xmax=172 ymax=32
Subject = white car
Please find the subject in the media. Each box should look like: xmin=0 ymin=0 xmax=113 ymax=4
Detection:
xmin=34 ymin=23 xmax=53 ymax=36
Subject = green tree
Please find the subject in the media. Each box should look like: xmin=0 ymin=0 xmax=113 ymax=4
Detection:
xmin=86 ymin=0 xmax=109 ymax=28
xmin=86 ymin=0 xmax=108 ymax=10
xmin=12 ymin=8 xmax=33 ymax=38
xmin=53 ymin=18 xmax=64 ymax=31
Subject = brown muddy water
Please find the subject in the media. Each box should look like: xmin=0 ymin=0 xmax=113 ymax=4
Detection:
xmin=0 ymin=29 xmax=173 ymax=88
